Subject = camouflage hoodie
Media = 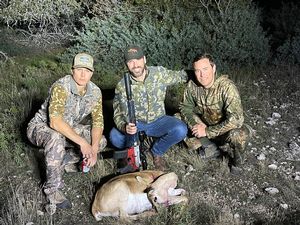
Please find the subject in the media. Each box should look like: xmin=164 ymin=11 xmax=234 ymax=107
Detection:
xmin=179 ymin=75 xmax=244 ymax=139
xmin=113 ymin=66 xmax=187 ymax=132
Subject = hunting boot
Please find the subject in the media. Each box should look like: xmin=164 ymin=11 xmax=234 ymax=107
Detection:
xmin=44 ymin=189 xmax=72 ymax=215
xmin=230 ymin=145 xmax=245 ymax=175
xmin=198 ymin=137 xmax=221 ymax=160
xmin=184 ymin=137 xmax=202 ymax=151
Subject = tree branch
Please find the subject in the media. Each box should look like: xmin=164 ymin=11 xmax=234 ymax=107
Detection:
xmin=0 ymin=51 xmax=9 ymax=62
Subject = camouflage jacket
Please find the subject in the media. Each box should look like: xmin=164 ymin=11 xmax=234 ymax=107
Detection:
xmin=113 ymin=66 xmax=187 ymax=132
xmin=179 ymin=75 xmax=244 ymax=139
xmin=28 ymin=75 xmax=104 ymax=129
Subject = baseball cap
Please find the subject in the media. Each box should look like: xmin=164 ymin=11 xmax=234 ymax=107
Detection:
xmin=72 ymin=53 xmax=94 ymax=72
xmin=124 ymin=45 xmax=145 ymax=62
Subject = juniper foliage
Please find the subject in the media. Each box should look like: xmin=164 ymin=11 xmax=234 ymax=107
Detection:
xmin=64 ymin=0 xmax=269 ymax=74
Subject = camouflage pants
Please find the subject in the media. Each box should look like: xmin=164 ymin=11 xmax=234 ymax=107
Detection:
xmin=27 ymin=123 xmax=107 ymax=194
xmin=214 ymin=125 xmax=251 ymax=165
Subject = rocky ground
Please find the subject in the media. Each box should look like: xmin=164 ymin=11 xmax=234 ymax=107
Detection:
xmin=0 ymin=66 xmax=299 ymax=225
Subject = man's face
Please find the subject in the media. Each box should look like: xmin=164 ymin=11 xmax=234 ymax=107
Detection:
xmin=193 ymin=58 xmax=216 ymax=89
xmin=72 ymin=68 xmax=93 ymax=87
xmin=126 ymin=57 xmax=146 ymax=79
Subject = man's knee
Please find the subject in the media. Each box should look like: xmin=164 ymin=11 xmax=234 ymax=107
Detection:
xmin=171 ymin=120 xmax=188 ymax=140
xmin=229 ymin=127 xmax=248 ymax=143
xmin=109 ymin=127 xmax=126 ymax=149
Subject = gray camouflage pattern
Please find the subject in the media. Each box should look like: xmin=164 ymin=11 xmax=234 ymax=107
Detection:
xmin=27 ymin=123 xmax=107 ymax=194
xmin=27 ymin=75 xmax=106 ymax=195
xmin=113 ymin=66 xmax=187 ymax=132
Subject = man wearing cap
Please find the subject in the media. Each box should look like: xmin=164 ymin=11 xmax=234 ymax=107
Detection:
xmin=27 ymin=53 xmax=107 ymax=214
xmin=110 ymin=45 xmax=188 ymax=171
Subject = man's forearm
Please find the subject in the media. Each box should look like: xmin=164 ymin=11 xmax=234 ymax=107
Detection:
xmin=50 ymin=116 xmax=88 ymax=146
xmin=91 ymin=127 xmax=103 ymax=153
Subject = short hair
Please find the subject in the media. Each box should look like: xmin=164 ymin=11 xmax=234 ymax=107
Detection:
xmin=192 ymin=53 xmax=215 ymax=67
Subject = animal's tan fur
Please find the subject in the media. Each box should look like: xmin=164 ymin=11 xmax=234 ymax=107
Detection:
xmin=92 ymin=170 xmax=164 ymax=220
xmin=148 ymin=172 xmax=188 ymax=209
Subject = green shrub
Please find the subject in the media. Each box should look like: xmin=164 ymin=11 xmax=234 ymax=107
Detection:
xmin=64 ymin=0 xmax=269 ymax=75
xmin=275 ymin=27 xmax=300 ymax=64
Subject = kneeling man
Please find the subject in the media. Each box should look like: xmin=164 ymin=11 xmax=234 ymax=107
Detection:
xmin=180 ymin=53 xmax=251 ymax=174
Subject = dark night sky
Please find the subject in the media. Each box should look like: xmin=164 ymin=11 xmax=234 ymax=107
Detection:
xmin=253 ymin=0 xmax=300 ymax=9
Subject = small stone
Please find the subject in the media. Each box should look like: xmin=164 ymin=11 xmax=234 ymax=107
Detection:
xmin=234 ymin=213 xmax=240 ymax=220
xmin=184 ymin=172 xmax=191 ymax=178
xmin=268 ymin=164 xmax=278 ymax=170
xmin=280 ymin=203 xmax=288 ymax=209
xmin=294 ymin=175 xmax=300 ymax=181
xmin=272 ymin=112 xmax=281 ymax=118
xmin=265 ymin=187 xmax=279 ymax=194
xmin=187 ymin=164 xmax=195 ymax=172
xmin=265 ymin=119 xmax=276 ymax=126
xmin=257 ymin=153 xmax=266 ymax=161
xmin=37 ymin=210 xmax=44 ymax=216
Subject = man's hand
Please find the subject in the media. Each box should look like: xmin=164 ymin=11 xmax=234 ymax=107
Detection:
xmin=87 ymin=153 xmax=97 ymax=167
xmin=192 ymin=123 xmax=207 ymax=138
xmin=80 ymin=141 xmax=93 ymax=159
xmin=126 ymin=122 xmax=137 ymax=135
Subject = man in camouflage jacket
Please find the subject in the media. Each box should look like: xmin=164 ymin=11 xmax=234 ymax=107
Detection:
xmin=110 ymin=45 xmax=188 ymax=171
xmin=180 ymin=53 xmax=251 ymax=174
xmin=27 ymin=53 xmax=106 ymax=214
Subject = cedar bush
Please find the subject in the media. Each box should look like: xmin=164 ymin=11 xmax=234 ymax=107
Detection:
xmin=63 ymin=0 xmax=270 ymax=74
xmin=275 ymin=30 xmax=300 ymax=64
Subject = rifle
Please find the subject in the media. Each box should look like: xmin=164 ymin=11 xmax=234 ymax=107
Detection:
xmin=113 ymin=73 xmax=147 ymax=173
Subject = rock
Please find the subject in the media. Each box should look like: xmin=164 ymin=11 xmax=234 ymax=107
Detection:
xmin=265 ymin=187 xmax=279 ymax=194
xmin=234 ymin=213 xmax=241 ymax=222
xmin=289 ymin=141 xmax=300 ymax=152
xmin=268 ymin=164 xmax=278 ymax=170
xmin=280 ymin=103 xmax=290 ymax=109
xmin=265 ymin=119 xmax=277 ymax=126
xmin=272 ymin=112 xmax=281 ymax=118
xmin=187 ymin=164 xmax=195 ymax=172
xmin=294 ymin=175 xmax=300 ymax=181
xmin=257 ymin=153 xmax=266 ymax=161
xmin=280 ymin=203 xmax=288 ymax=209
xmin=37 ymin=210 xmax=44 ymax=216
xmin=265 ymin=113 xmax=281 ymax=125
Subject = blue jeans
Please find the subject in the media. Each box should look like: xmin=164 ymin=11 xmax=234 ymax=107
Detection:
xmin=109 ymin=115 xmax=187 ymax=156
